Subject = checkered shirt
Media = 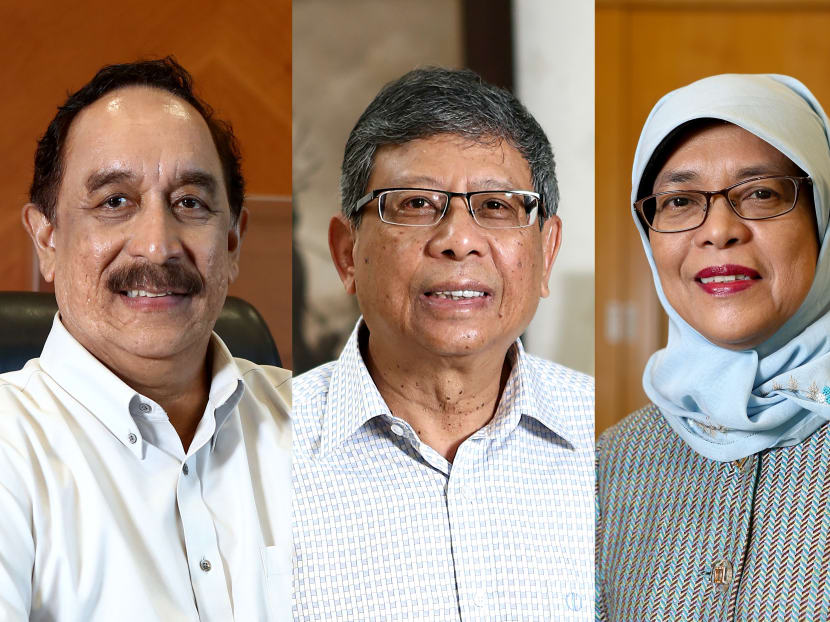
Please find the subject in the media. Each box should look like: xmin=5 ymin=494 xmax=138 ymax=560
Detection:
xmin=292 ymin=321 xmax=595 ymax=621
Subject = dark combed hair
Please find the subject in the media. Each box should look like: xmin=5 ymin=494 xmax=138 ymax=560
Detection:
xmin=341 ymin=66 xmax=558 ymax=225
xmin=30 ymin=56 xmax=245 ymax=224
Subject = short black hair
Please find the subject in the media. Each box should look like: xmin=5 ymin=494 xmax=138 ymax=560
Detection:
xmin=30 ymin=56 xmax=244 ymax=224
xmin=341 ymin=67 xmax=557 ymax=225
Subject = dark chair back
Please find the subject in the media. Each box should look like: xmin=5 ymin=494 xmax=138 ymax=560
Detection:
xmin=0 ymin=292 xmax=280 ymax=373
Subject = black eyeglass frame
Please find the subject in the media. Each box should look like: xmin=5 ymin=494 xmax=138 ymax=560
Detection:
xmin=633 ymin=175 xmax=813 ymax=233
xmin=354 ymin=187 xmax=544 ymax=229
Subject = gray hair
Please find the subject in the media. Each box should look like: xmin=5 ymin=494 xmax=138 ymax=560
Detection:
xmin=340 ymin=67 xmax=558 ymax=225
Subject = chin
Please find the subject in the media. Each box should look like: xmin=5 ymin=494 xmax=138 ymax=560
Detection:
xmin=415 ymin=328 xmax=509 ymax=358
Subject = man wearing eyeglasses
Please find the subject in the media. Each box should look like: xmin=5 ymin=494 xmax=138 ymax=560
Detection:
xmin=291 ymin=67 xmax=594 ymax=620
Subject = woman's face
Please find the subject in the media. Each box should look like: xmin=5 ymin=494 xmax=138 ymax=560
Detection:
xmin=650 ymin=123 xmax=819 ymax=350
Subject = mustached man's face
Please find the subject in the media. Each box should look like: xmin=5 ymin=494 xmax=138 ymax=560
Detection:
xmin=24 ymin=86 xmax=244 ymax=372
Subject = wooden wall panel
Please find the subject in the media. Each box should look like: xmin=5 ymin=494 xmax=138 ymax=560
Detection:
xmin=0 ymin=0 xmax=291 ymax=366
xmin=597 ymin=3 xmax=830 ymax=433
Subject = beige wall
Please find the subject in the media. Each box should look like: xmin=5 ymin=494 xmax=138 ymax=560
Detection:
xmin=292 ymin=0 xmax=463 ymax=372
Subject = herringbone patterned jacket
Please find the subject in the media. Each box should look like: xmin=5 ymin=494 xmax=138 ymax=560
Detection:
xmin=597 ymin=404 xmax=830 ymax=621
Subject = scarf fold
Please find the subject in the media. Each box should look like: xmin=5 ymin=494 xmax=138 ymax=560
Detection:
xmin=633 ymin=74 xmax=830 ymax=462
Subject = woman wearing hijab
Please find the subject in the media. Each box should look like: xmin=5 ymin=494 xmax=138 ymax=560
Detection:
xmin=597 ymin=74 xmax=830 ymax=620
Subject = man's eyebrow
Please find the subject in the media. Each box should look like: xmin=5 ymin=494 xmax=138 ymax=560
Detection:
xmin=85 ymin=169 xmax=139 ymax=194
xmin=383 ymin=176 xmax=518 ymax=190
xmin=174 ymin=170 xmax=219 ymax=196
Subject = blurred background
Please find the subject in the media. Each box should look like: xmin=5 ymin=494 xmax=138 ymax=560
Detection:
xmin=596 ymin=0 xmax=830 ymax=433
xmin=0 ymin=1 xmax=292 ymax=367
xmin=292 ymin=0 xmax=595 ymax=377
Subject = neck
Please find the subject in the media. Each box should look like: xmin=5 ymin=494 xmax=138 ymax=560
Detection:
xmin=123 ymin=357 xmax=211 ymax=452
xmin=77 ymin=330 xmax=212 ymax=452
xmin=364 ymin=331 xmax=511 ymax=462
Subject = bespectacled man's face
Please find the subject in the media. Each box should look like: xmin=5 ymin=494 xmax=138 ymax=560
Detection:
xmin=23 ymin=86 xmax=246 ymax=370
xmin=330 ymin=133 xmax=560 ymax=362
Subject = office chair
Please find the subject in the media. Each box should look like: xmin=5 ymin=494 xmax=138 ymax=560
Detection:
xmin=0 ymin=292 xmax=281 ymax=373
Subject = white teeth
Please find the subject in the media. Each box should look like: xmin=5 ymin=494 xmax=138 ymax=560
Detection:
xmin=126 ymin=290 xmax=174 ymax=298
xmin=700 ymin=275 xmax=752 ymax=284
xmin=431 ymin=290 xmax=486 ymax=300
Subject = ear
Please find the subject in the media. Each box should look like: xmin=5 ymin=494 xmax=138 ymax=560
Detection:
xmin=539 ymin=214 xmax=562 ymax=298
xmin=328 ymin=213 xmax=358 ymax=295
xmin=227 ymin=207 xmax=248 ymax=284
xmin=22 ymin=203 xmax=56 ymax=283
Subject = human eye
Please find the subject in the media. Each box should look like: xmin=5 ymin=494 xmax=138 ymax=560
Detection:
xmin=476 ymin=194 xmax=520 ymax=222
xmin=733 ymin=178 xmax=792 ymax=216
xmin=172 ymin=195 xmax=213 ymax=219
xmin=657 ymin=193 xmax=701 ymax=212
xmin=95 ymin=194 xmax=135 ymax=219
xmin=175 ymin=196 xmax=206 ymax=210
xmin=399 ymin=194 xmax=438 ymax=211
xmin=741 ymin=185 xmax=780 ymax=202
xmin=383 ymin=190 xmax=442 ymax=224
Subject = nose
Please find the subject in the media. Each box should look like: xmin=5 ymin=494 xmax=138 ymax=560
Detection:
xmin=124 ymin=196 xmax=185 ymax=264
xmin=425 ymin=196 xmax=489 ymax=260
xmin=692 ymin=193 xmax=751 ymax=249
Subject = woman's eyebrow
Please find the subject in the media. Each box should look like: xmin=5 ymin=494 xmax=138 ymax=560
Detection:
xmin=654 ymin=169 xmax=698 ymax=187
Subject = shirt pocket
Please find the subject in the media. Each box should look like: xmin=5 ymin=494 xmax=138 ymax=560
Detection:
xmin=261 ymin=544 xmax=291 ymax=621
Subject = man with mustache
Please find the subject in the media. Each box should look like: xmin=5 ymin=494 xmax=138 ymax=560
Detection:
xmin=292 ymin=68 xmax=594 ymax=620
xmin=0 ymin=58 xmax=291 ymax=621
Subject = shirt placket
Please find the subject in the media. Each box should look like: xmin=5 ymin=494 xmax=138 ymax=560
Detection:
xmin=448 ymin=435 xmax=494 ymax=621
xmin=176 ymin=440 xmax=234 ymax=621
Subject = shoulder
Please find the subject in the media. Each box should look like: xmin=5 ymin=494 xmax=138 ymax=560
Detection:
xmin=231 ymin=359 xmax=292 ymax=428
xmin=291 ymin=361 xmax=337 ymax=448
xmin=0 ymin=360 xmax=59 ymax=425
xmin=525 ymin=353 xmax=594 ymax=398
xmin=523 ymin=353 xmax=594 ymax=446
xmin=597 ymin=403 xmax=687 ymax=466
xmin=596 ymin=404 xmax=709 ymax=500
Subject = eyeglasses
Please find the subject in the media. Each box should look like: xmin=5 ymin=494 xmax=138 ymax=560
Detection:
xmin=354 ymin=188 xmax=541 ymax=229
xmin=634 ymin=175 xmax=812 ymax=233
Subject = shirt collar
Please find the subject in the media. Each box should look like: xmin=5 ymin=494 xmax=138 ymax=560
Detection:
xmin=490 ymin=340 xmax=576 ymax=448
xmin=39 ymin=314 xmax=244 ymax=458
xmin=320 ymin=319 xmax=576 ymax=453
xmin=321 ymin=320 xmax=392 ymax=455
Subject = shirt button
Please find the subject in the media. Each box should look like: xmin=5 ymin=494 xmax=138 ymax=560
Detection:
xmin=390 ymin=423 xmax=405 ymax=436
xmin=200 ymin=558 xmax=212 ymax=572
xmin=182 ymin=464 xmax=189 ymax=475
xmin=712 ymin=559 xmax=733 ymax=591
xmin=127 ymin=432 xmax=138 ymax=444
xmin=138 ymin=402 xmax=152 ymax=414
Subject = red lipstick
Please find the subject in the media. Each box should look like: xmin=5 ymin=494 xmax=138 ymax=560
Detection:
xmin=695 ymin=264 xmax=760 ymax=296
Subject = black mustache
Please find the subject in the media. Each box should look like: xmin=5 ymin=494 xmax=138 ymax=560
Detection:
xmin=106 ymin=262 xmax=203 ymax=296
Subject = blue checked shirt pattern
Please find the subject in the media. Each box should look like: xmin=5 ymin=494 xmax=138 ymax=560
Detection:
xmin=292 ymin=321 xmax=595 ymax=621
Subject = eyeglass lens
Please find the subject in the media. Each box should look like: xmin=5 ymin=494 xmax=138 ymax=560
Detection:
xmin=380 ymin=190 xmax=538 ymax=228
xmin=640 ymin=177 xmax=799 ymax=232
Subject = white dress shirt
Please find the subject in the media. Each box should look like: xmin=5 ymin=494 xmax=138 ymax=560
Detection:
xmin=292 ymin=321 xmax=594 ymax=621
xmin=0 ymin=316 xmax=292 ymax=621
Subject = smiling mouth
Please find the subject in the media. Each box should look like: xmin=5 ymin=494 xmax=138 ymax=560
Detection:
xmin=698 ymin=275 xmax=753 ymax=284
xmin=427 ymin=290 xmax=488 ymax=300
xmin=124 ymin=290 xmax=179 ymax=298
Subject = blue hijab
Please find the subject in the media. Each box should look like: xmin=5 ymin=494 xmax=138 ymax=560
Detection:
xmin=633 ymin=74 xmax=830 ymax=462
